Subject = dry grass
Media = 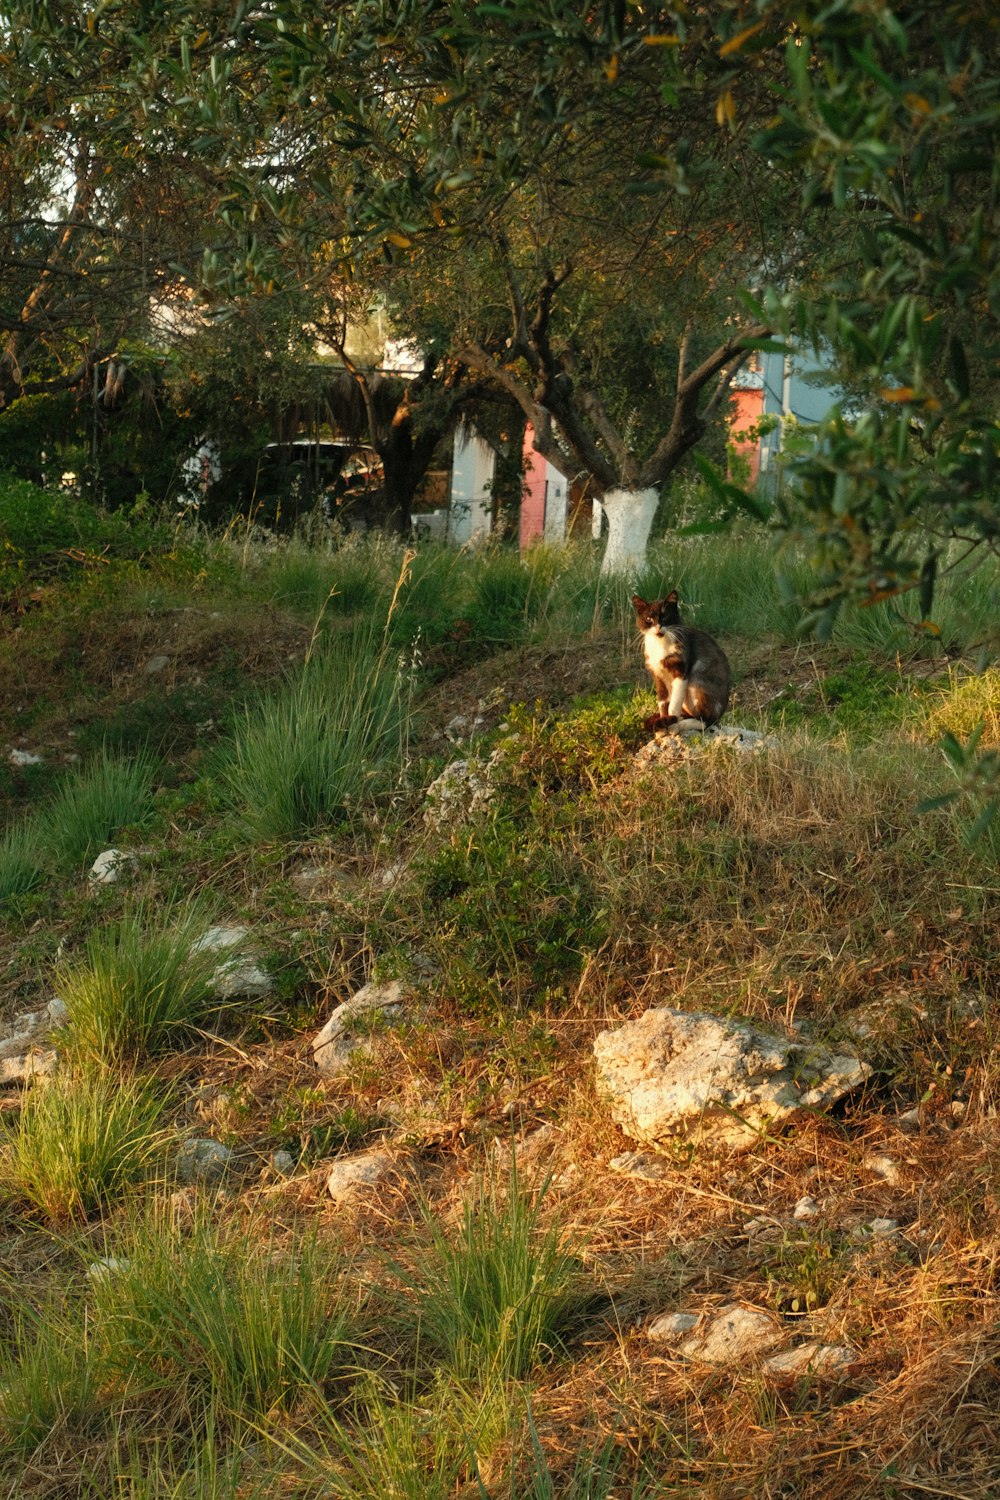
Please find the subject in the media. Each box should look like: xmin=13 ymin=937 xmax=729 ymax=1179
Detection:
xmin=2 ymin=540 xmax=999 ymax=1499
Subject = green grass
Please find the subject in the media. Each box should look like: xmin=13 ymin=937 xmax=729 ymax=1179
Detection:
xmin=401 ymin=1169 xmax=582 ymax=1386
xmin=0 ymin=1067 xmax=172 ymax=1223
xmin=39 ymin=747 xmax=159 ymax=868
xmin=0 ymin=816 xmax=45 ymax=906
xmin=90 ymin=1214 xmax=356 ymax=1423
xmin=223 ymin=628 xmax=411 ymax=839
xmin=0 ymin=1294 xmax=106 ymax=1455
xmin=55 ymin=901 xmax=226 ymax=1069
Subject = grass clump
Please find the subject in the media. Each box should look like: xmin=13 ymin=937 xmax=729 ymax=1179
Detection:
xmin=40 ymin=747 xmax=158 ymax=868
xmin=55 ymin=901 xmax=225 ymax=1069
xmin=224 ymin=631 xmax=409 ymax=840
xmin=91 ymin=1215 xmax=355 ymax=1424
xmin=403 ymin=1170 xmax=581 ymax=1386
xmin=0 ymin=816 xmax=45 ymax=906
xmin=0 ymin=1295 xmax=106 ymax=1457
xmin=0 ymin=1068 xmax=172 ymax=1223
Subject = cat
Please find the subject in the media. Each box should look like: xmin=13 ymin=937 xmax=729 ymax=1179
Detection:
xmin=632 ymin=590 xmax=731 ymax=732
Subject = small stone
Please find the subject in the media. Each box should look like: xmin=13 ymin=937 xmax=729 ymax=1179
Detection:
xmin=143 ymin=654 xmax=171 ymax=675
xmin=211 ymin=957 xmax=273 ymax=1001
xmin=191 ymin=925 xmax=249 ymax=955
xmin=852 ymin=1217 xmax=900 ymax=1242
xmin=678 ymin=1304 xmax=787 ymax=1366
xmin=89 ymin=848 xmax=138 ymax=884
xmin=47 ymin=997 xmax=69 ymax=1027
xmin=86 ymin=1257 xmax=131 ymax=1283
xmin=9 ymin=748 xmax=43 ymax=766
xmin=608 ymin=1150 xmax=670 ymax=1181
xmin=313 ymin=980 xmax=407 ymax=1078
xmin=0 ymin=1048 xmax=57 ymax=1084
xmin=793 ymin=1194 xmax=820 ymax=1220
xmin=176 ymin=1138 xmax=234 ymax=1184
xmin=325 ymin=1148 xmax=397 ymax=1203
xmin=647 ymin=1311 xmax=700 ymax=1343
xmin=270 ymin=1149 xmax=296 ymax=1177
xmin=950 ymin=1099 xmax=967 ymax=1121
xmin=863 ymin=1154 xmax=901 ymax=1186
xmin=763 ymin=1342 xmax=860 ymax=1384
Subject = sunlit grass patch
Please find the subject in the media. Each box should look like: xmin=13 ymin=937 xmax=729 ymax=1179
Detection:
xmin=0 ymin=1068 xmax=172 ymax=1223
xmin=90 ymin=1214 xmax=356 ymax=1424
xmin=400 ymin=1169 xmax=583 ymax=1386
xmin=55 ymin=900 xmax=224 ymax=1069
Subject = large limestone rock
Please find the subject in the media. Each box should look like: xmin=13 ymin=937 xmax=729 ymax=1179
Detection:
xmin=313 ymin=980 xmax=408 ymax=1078
xmin=594 ymin=1007 xmax=870 ymax=1152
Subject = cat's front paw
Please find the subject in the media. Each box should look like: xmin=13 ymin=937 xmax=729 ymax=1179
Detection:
xmin=646 ymin=713 xmax=678 ymax=734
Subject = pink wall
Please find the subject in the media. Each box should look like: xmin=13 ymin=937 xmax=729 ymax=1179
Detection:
xmin=519 ymin=427 xmax=548 ymax=549
xmin=729 ymin=386 xmax=766 ymax=485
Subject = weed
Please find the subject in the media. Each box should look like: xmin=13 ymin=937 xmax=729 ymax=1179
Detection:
xmin=399 ymin=1167 xmax=583 ymax=1385
xmin=39 ymin=747 xmax=159 ymax=868
xmin=55 ymin=900 xmax=225 ymax=1069
xmin=0 ymin=817 xmax=45 ymax=906
xmin=91 ymin=1213 xmax=356 ymax=1424
xmin=223 ymin=629 xmax=408 ymax=839
xmin=0 ymin=1294 xmax=105 ymax=1454
xmin=0 ymin=1067 xmax=172 ymax=1223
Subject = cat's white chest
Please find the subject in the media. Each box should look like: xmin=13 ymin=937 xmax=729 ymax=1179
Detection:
xmin=643 ymin=627 xmax=682 ymax=674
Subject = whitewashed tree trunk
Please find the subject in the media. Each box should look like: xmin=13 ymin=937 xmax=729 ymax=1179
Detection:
xmin=599 ymin=487 xmax=659 ymax=577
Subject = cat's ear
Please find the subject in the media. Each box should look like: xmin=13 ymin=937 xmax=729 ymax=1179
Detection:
xmin=631 ymin=595 xmax=646 ymax=610
xmin=665 ymin=590 xmax=679 ymax=604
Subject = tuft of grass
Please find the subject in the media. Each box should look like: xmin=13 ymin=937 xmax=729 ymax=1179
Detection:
xmin=82 ymin=1430 xmax=257 ymax=1500
xmin=223 ymin=630 xmax=410 ymax=840
xmin=0 ymin=1067 xmax=172 ymax=1223
xmin=294 ymin=1376 xmax=480 ymax=1500
xmin=90 ymin=1214 xmax=356 ymax=1424
xmin=402 ymin=1168 xmax=582 ymax=1386
xmin=0 ymin=816 xmax=46 ymax=906
xmin=40 ymin=747 xmax=158 ymax=868
xmin=55 ymin=901 xmax=224 ymax=1069
xmin=0 ymin=1295 xmax=105 ymax=1455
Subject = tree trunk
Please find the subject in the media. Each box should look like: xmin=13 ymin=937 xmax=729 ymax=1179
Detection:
xmin=599 ymin=487 xmax=660 ymax=577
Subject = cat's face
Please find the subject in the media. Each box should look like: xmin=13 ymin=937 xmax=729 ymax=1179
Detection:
xmin=632 ymin=592 xmax=680 ymax=632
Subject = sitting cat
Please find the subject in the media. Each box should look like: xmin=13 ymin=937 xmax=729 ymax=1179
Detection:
xmin=632 ymin=590 xmax=731 ymax=731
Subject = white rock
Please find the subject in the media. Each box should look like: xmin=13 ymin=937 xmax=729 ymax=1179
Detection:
xmin=86 ymin=1257 xmax=132 ymax=1282
xmin=648 ymin=1311 xmax=700 ymax=1343
xmin=677 ymin=1304 xmax=787 ymax=1365
xmin=593 ymin=1007 xmax=870 ymax=1152
xmin=143 ymin=654 xmax=171 ymax=675
xmin=176 ymin=1138 xmax=234 ymax=1184
xmin=189 ymin=926 xmax=273 ymax=1002
xmin=763 ymin=1342 xmax=859 ymax=1383
xmin=89 ymin=848 xmax=138 ymax=884
xmin=608 ymin=1150 xmax=670 ymax=1181
xmin=793 ymin=1194 xmax=820 ymax=1220
xmin=211 ymin=957 xmax=273 ymax=1002
xmin=9 ymin=748 xmax=43 ymax=766
xmin=863 ymin=1154 xmax=901 ymax=1186
xmin=313 ymin=980 xmax=407 ymax=1077
xmin=271 ymin=1149 xmax=296 ymax=1176
xmin=326 ymin=1149 xmax=397 ymax=1203
xmin=0 ymin=1048 xmax=57 ymax=1084
xmin=423 ymin=755 xmax=497 ymax=828
xmin=191 ymin=925 xmax=249 ymax=955
xmin=47 ymin=997 xmax=68 ymax=1027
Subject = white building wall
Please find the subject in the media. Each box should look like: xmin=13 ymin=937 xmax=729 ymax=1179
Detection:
xmin=449 ymin=423 xmax=495 ymax=543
